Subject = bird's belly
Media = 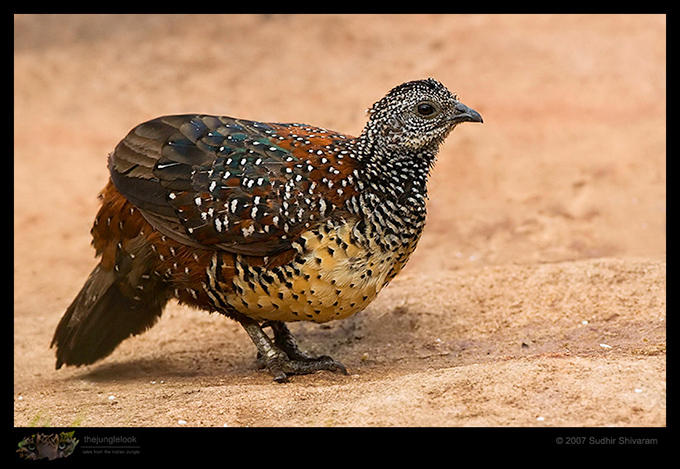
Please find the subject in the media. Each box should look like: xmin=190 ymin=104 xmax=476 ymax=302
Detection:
xmin=223 ymin=222 xmax=403 ymax=323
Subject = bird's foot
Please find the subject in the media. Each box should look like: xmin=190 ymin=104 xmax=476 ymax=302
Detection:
xmin=257 ymin=349 xmax=347 ymax=383
xmin=240 ymin=317 xmax=347 ymax=382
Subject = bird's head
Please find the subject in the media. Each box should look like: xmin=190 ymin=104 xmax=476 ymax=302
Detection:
xmin=363 ymin=78 xmax=482 ymax=155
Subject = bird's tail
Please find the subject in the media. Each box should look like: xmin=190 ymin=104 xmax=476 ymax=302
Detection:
xmin=52 ymin=263 xmax=169 ymax=369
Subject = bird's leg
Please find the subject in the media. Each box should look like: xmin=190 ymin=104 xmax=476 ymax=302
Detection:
xmin=268 ymin=321 xmax=348 ymax=376
xmin=237 ymin=316 xmax=347 ymax=382
xmin=265 ymin=321 xmax=312 ymax=361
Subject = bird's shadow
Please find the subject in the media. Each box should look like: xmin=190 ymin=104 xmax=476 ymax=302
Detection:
xmin=58 ymin=313 xmax=368 ymax=384
xmin=66 ymin=354 xmax=257 ymax=384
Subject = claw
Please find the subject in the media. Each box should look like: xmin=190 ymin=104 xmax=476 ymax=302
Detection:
xmin=240 ymin=316 xmax=347 ymax=382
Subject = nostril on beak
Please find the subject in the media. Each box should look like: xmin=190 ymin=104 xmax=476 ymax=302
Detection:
xmin=454 ymin=102 xmax=471 ymax=114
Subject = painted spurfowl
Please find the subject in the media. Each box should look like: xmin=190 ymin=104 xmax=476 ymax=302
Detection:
xmin=52 ymin=78 xmax=482 ymax=381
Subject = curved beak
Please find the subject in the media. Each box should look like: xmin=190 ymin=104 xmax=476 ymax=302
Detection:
xmin=449 ymin=101 xmax=483 ymax=124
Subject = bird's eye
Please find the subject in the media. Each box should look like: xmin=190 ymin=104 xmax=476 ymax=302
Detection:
xmin=415 ymin=102 xmax=438 ymax=117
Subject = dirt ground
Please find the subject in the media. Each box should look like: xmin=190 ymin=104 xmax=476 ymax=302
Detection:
xmin=14 ymin=14 xmax=665 ymax=427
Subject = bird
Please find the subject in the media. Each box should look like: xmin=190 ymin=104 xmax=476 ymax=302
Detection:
xmin=51 ymin=78 xmax=482 ymax=382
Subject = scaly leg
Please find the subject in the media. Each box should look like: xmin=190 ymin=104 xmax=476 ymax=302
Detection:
xmin=237 ymin=316 xmax=347 ymax=382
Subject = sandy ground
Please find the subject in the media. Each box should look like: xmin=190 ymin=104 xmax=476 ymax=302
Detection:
xmin=14 ymin=14 xmax=665 ymax=428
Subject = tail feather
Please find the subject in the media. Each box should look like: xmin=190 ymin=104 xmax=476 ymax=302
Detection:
xmin=52 ymin=264 xmax=168 ymax=368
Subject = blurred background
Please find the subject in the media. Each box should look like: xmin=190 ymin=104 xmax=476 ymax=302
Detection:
xmin=13 ymin=14 xmax=666 ymax=428
xmin=15 ymin=13 xmax=665 ymax=306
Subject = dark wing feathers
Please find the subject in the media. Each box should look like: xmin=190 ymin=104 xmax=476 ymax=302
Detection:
xmin=109 ymin=114 xmax=349 ymax=256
